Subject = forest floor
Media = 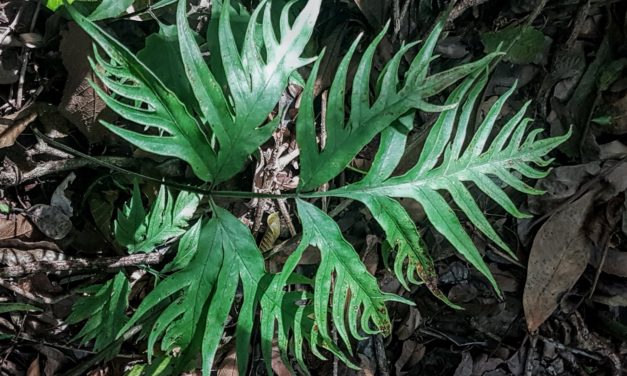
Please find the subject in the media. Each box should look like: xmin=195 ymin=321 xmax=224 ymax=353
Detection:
xmin=0 ymin=0 xmax=626 ymax=375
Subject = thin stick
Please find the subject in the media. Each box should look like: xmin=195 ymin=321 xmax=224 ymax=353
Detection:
xmin=16 ymin=0 xmax=41 ymax=109
xmin=588 ymin=230 xmax=612 ymax=300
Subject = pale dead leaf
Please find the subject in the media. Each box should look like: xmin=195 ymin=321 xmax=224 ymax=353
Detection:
xmin=601 ymin=160 xmax=627 ymax=197
xmin=0 ymin=214 xmax=34 ymax=240
xmin=0 ymin=248 xmax=66 ymax=266
xmin=50 ymin=173 xmax=75 ymax=217
xmin=592 ymin=280 xmax=627 ymax=307
xmin=361 ymin=234 xmax=380 ymax=275
xmin=528 ymin=162 xmax=601 ymax=215
xmin=472 ymin=354 xmax=504 ymax=375
xmin=271 ymin=345 xmax=291 ymax=376
xmin=357 ymin=354 xmax=376 ymax=376
xmin=34 ymin=344 xmax=65 ymax=376
xmin=353 ymin=0 xmax=389 ymax=28
xmin=523 ymin=191 xmax=596 ymax=332
xmin=599 ymin=140 xmax=627 ymax=160
xmin=453 ymin=351 xmax=473 ymax=376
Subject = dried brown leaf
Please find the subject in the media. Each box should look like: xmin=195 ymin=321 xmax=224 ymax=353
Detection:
xmin=26 ymin=355 xmax=40 ymax=376
xmin=453 ymin=352 xmax=473 ymax=376
xmin=271 ymin=346 xmax=291 ymax=376
xmin=59 ymin=23 xmax=116 ymax=143
xmin=523 ymin=191 xmax=596 ymax=332
xmin=216 ymin=345 xmax=238 ymax=376
xmin=353 ymin=0 xmax=389 ymax=28
xmin=0 ymin=214 xmax=34 ymax=240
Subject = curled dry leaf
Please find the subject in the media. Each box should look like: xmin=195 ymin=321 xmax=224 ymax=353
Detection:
xmin=50 ymin=172 xmax=75 ymax=217
xmin=453 ymin=351 xmax=473 ymax=376
xmin=528 ymin=162 xmax=601 ymax=215
xmin=216 ymin=344 xmax=238 ymax=376
xmin=0 ymin=109 xmax=37 ymax=149
xmin=395 ymin=306 xmax=422 ymax=341
xmin=523 ymin=191 xmax=596 ymax=332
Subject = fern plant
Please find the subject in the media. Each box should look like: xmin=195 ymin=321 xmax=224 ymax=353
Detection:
xmin=64 ymin=0 xmax=569 ymax=374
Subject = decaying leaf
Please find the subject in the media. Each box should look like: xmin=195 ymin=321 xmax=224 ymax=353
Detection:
xmin=59 ymin=22 xmax=116 ymax=143
xmin=523 ymin=191 xmax=596 ymax=332
xmin=50 ymin=172 xmax=75 ymax=217
xmin=26 ymin=205 xmax=72 ymax=240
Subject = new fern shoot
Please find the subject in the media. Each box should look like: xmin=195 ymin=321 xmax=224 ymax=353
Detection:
xmin=64 ymin=0 xmax=570 ymax=374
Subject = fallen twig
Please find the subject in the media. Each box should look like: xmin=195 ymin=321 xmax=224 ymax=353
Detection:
xmin=0 ymin=252 xmax=164 ymax=278
xmin=1 ymin=156 xmax=140 ymax=186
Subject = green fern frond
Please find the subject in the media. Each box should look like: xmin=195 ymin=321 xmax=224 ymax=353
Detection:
xmin=260 ymin=274 xmax=357 ymax=376
xmin=280 ymin=200 xmax=410 ymax=347
xmin=65 ymin=0 xmax=571 ymax=373
xmin=296 ymin=15 xmax=501 ymax=191
xmin=119 ymin=206 xmax=265 ymax=375
xmin=66 ymin=272 xmax=130 ymax=354
xmin=329 ymin=71 xmax=571 ymax=294
xmin=114 ymin=184 xmax=199 ymax=254
xmin=67 ymin=0 xmax=320 ymax=185
xmin=65 ymin=5 xmax=217 ymax=182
